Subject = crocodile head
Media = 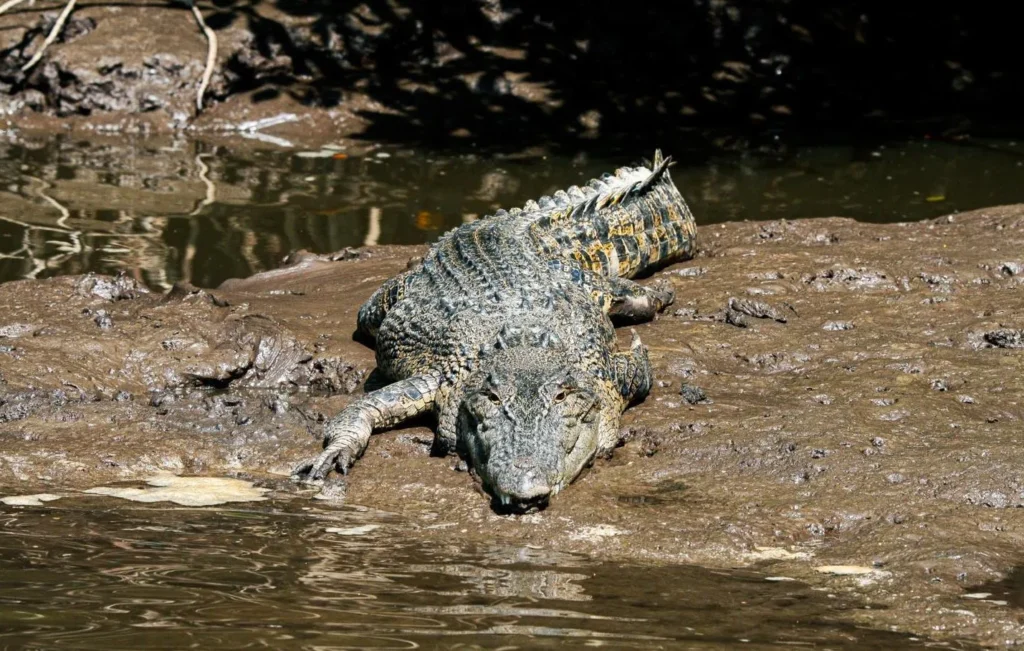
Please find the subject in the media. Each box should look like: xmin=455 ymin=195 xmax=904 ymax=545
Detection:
xmin=457 ymin=345 xmax=604 ymax=510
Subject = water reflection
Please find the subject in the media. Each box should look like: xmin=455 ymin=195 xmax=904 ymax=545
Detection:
xmin=0 ymin=497 xmax=964 ymax=649
xmin=0 ymin=134 xmax=1022 ymax=288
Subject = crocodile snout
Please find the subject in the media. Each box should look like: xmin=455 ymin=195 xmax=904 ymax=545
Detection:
xmin=490 ymin=460 xmax=556 ymax=509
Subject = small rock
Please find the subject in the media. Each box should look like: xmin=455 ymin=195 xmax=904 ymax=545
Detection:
xmin=727 ymin=297 xmax=790 ymax=323
xmin=149 ymin=391 xmax=175 ymax=407
xmin=982 ymin=329 xmax=1024 ymax=349
xmin=822 ymin=321 xmax=854 ymax=331
xmin=679 ymin=384 xmax=708 ymax=405
xmin=74 ymin=271 xmax=147 ymax=301
xmin=724 ymin=308 xmax=750 ymax=328
xmin=999 ymin=262 xmax=1023 ymax=277
xmin=674 ymin=266 xmax=707 ymax=278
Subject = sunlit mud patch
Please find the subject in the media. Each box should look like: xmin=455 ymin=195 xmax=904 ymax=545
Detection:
xmin=84 ymin=473 xmax=269 ymax=506
xmin=0 ymin=493 xmax=62 ymax=506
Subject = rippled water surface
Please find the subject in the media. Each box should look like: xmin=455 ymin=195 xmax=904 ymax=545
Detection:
xmin=0 ymin=495 xmax=957 ymax=649
xmin=0 ymin=134 xmax=1022 ymax=288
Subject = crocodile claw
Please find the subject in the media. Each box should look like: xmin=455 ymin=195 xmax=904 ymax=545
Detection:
xmin=651 ymin=281 xmax=676 ymax=310
xmin=291 ymin=448 xmax=354 ymax=483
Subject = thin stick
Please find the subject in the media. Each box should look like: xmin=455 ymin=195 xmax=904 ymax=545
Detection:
xmin=0 ymin=0 xmax=30 ymax=18
xmin=20 ymin=0 xmax=76 ymax=72
xmin=190 ymin=1 xmax=217 ymax=111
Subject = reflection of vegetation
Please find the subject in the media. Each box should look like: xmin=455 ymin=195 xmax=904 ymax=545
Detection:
xmin=1 ymin=135 xmax=1022 ymax=289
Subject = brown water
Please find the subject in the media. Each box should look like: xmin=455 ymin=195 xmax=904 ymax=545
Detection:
xmin=0 ymin=495 xmax=963 ymax=649
xmin=0 ymin=133 xmax=1022 ymax=288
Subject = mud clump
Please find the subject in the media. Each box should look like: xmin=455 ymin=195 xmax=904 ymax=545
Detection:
xmin=981 ymin=328 xmax=1024 ymax=349
xmin=1 ymin=207 xmax=1024 ymax=647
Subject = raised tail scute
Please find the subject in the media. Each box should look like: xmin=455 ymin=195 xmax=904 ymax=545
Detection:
xmin=595 ymin=149 xmax=675 ymax=210
xmin=633 ymin=149 xmax=674 ymax=195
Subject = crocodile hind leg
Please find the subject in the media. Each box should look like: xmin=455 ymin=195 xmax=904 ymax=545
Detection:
xmin=605 ymin=277 xmax=675 ymax=324
xmin=356 ymin=270 xmax=417 ymax=339
xmin=610 ymin=330 xmax=654 ymax=404
xmin=293 ymin=374 xmax=441 ymax=481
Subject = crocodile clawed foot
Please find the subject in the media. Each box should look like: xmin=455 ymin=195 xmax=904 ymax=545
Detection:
xmin=650 ymin=281 xmax=676 ymax=311
xmin=290 ymin=458 xmax=324 ymax=484
xmin=290 ymin=449 xmax=353 ymax=484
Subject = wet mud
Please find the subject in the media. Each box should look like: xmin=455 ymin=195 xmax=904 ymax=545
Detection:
xmin=1 ymin=206 xmax=1024 ymax=646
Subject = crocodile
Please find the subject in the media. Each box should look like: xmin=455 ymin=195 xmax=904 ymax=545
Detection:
xmin=293 ymin=150 xmax=697 ymax=509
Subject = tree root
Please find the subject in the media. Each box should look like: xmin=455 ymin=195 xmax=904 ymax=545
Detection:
xmin=21 ymin=0 xmax=77 ymax=72
xmin=189 ymin=1 xmax=217 ymax=112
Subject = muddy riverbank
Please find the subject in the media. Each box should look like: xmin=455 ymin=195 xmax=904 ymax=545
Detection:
xmin=3 ymin=1 xmax=1024 ymax=152
xmin=1 ymin=206 xmax=1023 ymax=646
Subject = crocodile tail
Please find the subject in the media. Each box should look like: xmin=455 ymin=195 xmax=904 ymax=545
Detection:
xmin=593 ymin=149 xmax=675 ymax=211
xmin=633 ymin=149 xmax=674 ymax=195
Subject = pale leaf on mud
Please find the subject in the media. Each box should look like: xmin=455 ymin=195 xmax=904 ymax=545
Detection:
xmin=814 ymin=565 xmax=877 ymax=575
xmin=1 ymin=493 xmax=62 ymax=506
xmin=325 ymin=525 xmax=381 ymax=536
xmin=85 ymin=474 xmax=269 ymax=506
xmin=746 ymin=546 xmax=813 ymax=561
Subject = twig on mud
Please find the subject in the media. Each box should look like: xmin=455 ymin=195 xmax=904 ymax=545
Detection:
xmin=0 ymin=0 xmax=30 ymax=18
xmin=21 ymin=0 xmax=77 ymax=72
xmin=189 ymin=1 xmax=217 ymax=112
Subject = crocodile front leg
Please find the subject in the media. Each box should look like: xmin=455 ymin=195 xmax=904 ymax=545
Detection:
xmin=606 ymin=277 xmax=675 ymax=324
xmin=293 ymin=374 xmax=441 ymax=481
xmin=610 ymin=330 xmax=654 ymax=405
